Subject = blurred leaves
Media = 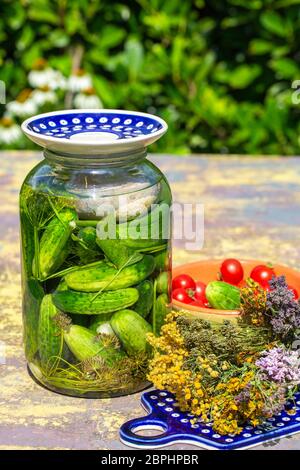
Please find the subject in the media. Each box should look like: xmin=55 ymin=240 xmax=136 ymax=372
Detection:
xmin=0 ymin=0 xmax=300 ymax=154
xmin=124 ymin=38 xmax=144 ymax=81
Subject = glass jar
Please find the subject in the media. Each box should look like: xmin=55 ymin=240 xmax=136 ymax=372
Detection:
xmin=20 ymin=110 xmax=171 ymax=397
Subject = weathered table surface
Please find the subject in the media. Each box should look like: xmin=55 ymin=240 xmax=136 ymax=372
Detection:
xmin=1 ymin=151 xmax=300 ymax=450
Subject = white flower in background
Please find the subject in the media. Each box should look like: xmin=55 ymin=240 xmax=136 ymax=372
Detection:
xmin=74 ymin=88 xmax=103 ymax=109
xmin=29 ymin=69 xmax=66 ymax=90
xmin=0 ymin=117 xmax=22 ymax=144
xmin=30 ymin=87 xmax=57 ymax=106
xmin=28 ymin=58 xmax=66 ymax=90
xmin=7 ymin=99 xmax=37 ymax=116
xmin=68 ymin=70 xmax=92 ymax=92
xmin=6 ymin=89 xmax=38 ymax=117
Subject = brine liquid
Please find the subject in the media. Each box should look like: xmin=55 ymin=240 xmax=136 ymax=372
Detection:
xmin=20 ymin=179 xmax=171 ymax=397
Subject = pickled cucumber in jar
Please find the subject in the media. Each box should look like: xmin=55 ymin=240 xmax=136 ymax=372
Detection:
xmin=20 ymin=110 xmax=171 ymax=398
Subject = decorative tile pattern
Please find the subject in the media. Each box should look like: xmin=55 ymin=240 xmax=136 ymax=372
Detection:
xmin=27 ymin=112 xmax=162 ymax=140
xmin=120 ymin=390 xmax=300 ymax=450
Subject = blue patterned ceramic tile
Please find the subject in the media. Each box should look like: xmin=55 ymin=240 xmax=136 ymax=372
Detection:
xmin=119 ymin=389 xmax=300 ymax=450
xmin=26 ymin=111 xmax=163 ymax=140
xmin=22 ymin=110 xmax=167 ymax=155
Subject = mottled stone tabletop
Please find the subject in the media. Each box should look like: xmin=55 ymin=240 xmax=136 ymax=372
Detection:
xmin=1 ymin=151 xmax=300 ymax=450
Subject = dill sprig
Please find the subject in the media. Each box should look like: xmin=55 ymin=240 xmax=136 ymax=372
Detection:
xmin=39 ymin=353 xmax=149 ymax=394
xmin=94 ymin=332 xmax=121 ymax=350
xmin=21 ymin=184 xmax=67 ymax=230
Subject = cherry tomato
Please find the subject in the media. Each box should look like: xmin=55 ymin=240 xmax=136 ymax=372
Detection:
xmin=172 ymin=274 xmax=196 ymax=291
xmin=250 ymin=265 xmax=275 ymax=287
xmin=288 ymin=286 xmax=299 ymax=300
xmin=220 ymin=259 xmax=244 ymax=285
xmin=172 ymin=288 xmax=193 ymax=304
xmin=194 ymin=281 xmax=208 ymax=304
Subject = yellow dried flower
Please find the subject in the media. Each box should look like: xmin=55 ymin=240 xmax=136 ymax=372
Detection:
xmin=210 ymin=370 xmax=219 ymax=378
xmin=147 ymin=311 xmax=288 ymax=437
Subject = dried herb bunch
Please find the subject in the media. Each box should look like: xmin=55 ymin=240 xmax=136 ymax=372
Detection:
xmin=266 ymin=276 xmax=300 ymax=343
xmin=240 ymin=278 xmax=267 ymax=327
xmin=148 ymin=301 xmax=300 ymax=436
xmin=176 ymin=316 xmax=272 ymax=366
xmin=240 ymin=275 xmax=300 ymax=345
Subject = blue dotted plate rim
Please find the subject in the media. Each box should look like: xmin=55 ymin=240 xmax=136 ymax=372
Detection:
xmin=21 ymin=109 xmax=167 ymax=148
xmin=119 ymin=389 xmax=300 ymax=450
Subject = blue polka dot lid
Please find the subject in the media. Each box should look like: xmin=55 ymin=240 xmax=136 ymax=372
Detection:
xmin=21 ymin=109 xmax=168 ymax=155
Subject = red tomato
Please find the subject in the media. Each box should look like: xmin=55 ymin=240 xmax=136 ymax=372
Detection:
xmin=172 ymin=288 xmax=193 ymax=304
xmin=194 ymin=281 xmax=208 ymax=304
xmin=172 ymin=274 xmax=196 ymax=291
xmin=288 ymin=286 xmax=299 ymax=300
xmin=250 ymin=265 xmax=275 ymax=287
xmin=220 ymin=259 xmax=244 ymax=285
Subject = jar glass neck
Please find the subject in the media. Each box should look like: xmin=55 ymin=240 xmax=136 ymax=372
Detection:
xmin=44 ymin=148 xmax=147 ymax=168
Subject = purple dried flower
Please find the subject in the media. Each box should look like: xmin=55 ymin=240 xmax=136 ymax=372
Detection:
xmin=267 ymin=276 xmax=300 ymax=341
xmin=234 ymin=377 xmax=287 ymax=418
xmin=256 ymin=347 xmax=300 ymax=384
xmin=261 ymin=385 xmax=286 ymax=417
xmin=235 ymin=382 xmax=252 ymax=405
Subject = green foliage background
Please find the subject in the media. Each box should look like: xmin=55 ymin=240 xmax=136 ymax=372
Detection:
xmin=1 ymin=0 xmax=300 ymax=154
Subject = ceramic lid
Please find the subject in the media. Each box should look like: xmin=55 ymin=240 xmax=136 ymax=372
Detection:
xmin=21 ymin=109 xmax=168 ymax=155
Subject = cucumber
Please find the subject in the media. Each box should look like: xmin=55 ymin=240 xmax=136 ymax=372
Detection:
xmin=139 ymin=243 xmax=168 ymax=254
xmin=65 ymin=255 xmax=155 ymax=292
xmin=134 ymin=280 xmax=154 ymax=318
xmin=90 ymin=313 xmax=114 ymax=333
xmin=22 ymin=279 xmax=44 ymax=361
xmin=38 ymin=294 xmax=62 ymax=370
xmin=63 ymin=324 xmax=125 ymax=365
xmin=117 ymin=202 xmax=170 ymax=250
xmin=77 ymin=226 xmax=98 ymax=251
xmin=153 ymin=249 xmax=169 ymax=271
xmin=152 ymin=293 xmax=169 ymax=335
xmin=34 ymin=208 xmax=78 ymax=279
xmin=20 ymin=207 xmax=35 ymax=278
xmin=55 ymin=279 xmax=68 ymax=292
xmin=53 ymin=287 xmax=139 ymax=315
xmin=118 ymin=238 xmax=166 ymax=251
xmin=96 ymin=237 xmax=142 ymax=269
xmin=61 ymin=342 xmax=77 ymax=365
xmin=72 ymin=226 xmax=102 ymax=264
xmin=156 ymin=272 xmax=169 ymax=294
xmin=206 ymin=281 xmax=241 ymax=310
xmin=111 ymin=309 xmax=152 ymax=356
